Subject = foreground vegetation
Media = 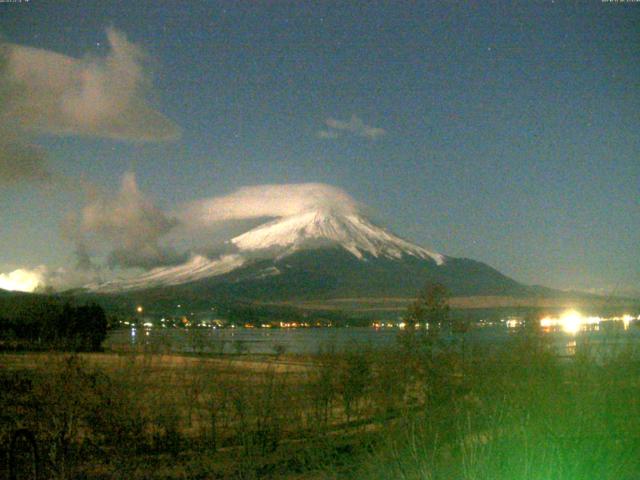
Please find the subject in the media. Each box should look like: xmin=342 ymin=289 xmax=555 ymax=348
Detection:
xmin=0 ymin=296 xmax=108 ymax=352
xmin=2 ymin=323 xmax=640 ymax=479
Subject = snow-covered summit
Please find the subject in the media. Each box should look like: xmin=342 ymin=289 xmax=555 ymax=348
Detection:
xmin=231 ymin=210 xmax=445 ymax=264
xmin=88 ymin=210 xmax=444 ymax=293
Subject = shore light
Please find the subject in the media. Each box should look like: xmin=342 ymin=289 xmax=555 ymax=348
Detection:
xmin=560 ymin=310 xmax=582 ymax=335
xmin=539 ymin=310 xmax=602 ymax=334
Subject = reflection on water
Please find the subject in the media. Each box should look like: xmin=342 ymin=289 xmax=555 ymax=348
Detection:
xmin=565 ymin=340 xmax=577 ymax=356
xmin=105 ymin=315 xmax=640 ymax=357
xmin=111 ymin=326 xmax=402 ymax=355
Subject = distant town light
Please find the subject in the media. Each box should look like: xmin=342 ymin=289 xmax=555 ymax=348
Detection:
xmin=560 ymin=310 xmax=582 ymax=335
xmin=136 ymin=305 xmax=143 ymax=313
xmin=540 ymin=310 xmax=602 ymax=335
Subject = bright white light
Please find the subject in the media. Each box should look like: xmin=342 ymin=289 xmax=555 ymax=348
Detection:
xmin=540 ymin=310 xmax=602 ymax=335
xmin=561 ymin=310 xmax=583 ymax=335
xmin=540 ymin=316 xmax=554 ymax=328
xmin=506 ymin=318 xmax=520 ymax=329
xmin=0 ymin=268 xmax=45 ymax=292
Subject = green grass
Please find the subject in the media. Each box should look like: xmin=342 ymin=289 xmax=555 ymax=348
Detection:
xmin=352 ymin=339 xmax=640 ymax=480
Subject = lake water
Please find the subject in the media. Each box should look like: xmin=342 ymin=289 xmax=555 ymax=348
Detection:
xmin=105 ymin=320 xmax=640 ymax=357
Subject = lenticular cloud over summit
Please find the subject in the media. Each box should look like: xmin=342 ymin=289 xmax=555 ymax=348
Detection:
xmin=69 ymin=179 xmax=366 ymax=275
xmin=182 ymin=183 xmax=361 ymax=227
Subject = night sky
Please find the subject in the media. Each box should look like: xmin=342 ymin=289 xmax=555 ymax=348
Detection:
xmin=0 ymin=1 xmax=638 ymax=295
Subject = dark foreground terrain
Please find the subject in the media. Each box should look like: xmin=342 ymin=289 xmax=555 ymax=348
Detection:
xmin=3 ymin=325 xmax=640 ymax=479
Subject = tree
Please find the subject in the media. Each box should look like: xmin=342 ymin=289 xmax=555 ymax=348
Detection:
xmin=339 ymin=350 xmax=371 ymax=423
xmin=72 ymin=304 xmax=108 ymax=351
xmin=56 ymin=303 xmax=108 ymax=351
xmin=399 ymin=283 xmax=450 ymax=351
xmin=0 ymin=297 xmax=107 ymax=351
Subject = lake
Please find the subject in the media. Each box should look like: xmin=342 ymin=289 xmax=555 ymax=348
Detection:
xmin=105 ymin=319 xmax=640 ymax=357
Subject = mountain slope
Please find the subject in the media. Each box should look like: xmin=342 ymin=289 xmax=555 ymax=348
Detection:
xmin=87 ymin=210 xmax=526 ymax=299
xmin=87 ymin=254 xmax=246 ymax=293
xmin=152 ymin=247 xmax=526 ymax=302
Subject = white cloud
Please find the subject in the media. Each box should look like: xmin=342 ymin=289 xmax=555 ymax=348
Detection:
xmin=319 ymin=114 xmax=386 ymax=140
xmin=74 ymin=172 xmax=185 ymax=270
xmin=2 ymin=27 xmax=179 ymax=141
xmin=182 ymin=183 xmax=361 ymax=228
xmin=0 ymin=28 xmax=180 ymax=184
xmin=0 ymin=265 xmax=100 ymax=292
xmin=0 ymin=267 xmax=46 ymax=292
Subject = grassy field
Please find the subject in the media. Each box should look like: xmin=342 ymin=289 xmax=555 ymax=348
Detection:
xmin=2 ymin=328 xmax=640 ymax=479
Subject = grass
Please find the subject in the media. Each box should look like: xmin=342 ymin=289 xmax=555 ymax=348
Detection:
xmin=353 ymin=335 xmax=640 ymax=479
xmin=2 ymin=327 xmax=640 ymax=478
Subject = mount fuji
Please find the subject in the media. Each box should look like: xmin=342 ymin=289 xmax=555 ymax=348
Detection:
xmin=87 ymin=210 xmax=528 ymax=300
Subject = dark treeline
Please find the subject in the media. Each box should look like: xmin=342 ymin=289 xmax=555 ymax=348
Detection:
xmin=0 ymin=296 xmax=107 ymax=351
xmin=219 ymin=300 xmax=372 ymax=326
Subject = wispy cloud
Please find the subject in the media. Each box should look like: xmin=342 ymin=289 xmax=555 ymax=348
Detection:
xmin=316 ymin=129 xmax=339 ymax=140
xmin=318 ymin=114 xmax=386 ymax=140
xmin=72 ymin=172 xmax=185 ymax=270
xmin=0 ymin=128 xmax=51 ymax=185
xmin=0 ymin=28 xmax=180 ymax=185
